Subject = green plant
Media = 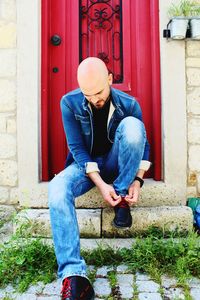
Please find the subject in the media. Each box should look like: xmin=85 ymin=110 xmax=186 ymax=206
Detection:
xmin=0 ymin=223 xmax=200 ymax=293
xmin=0 ymin=237 xmax=57 ymax=292
xmin=87 ymin=267 xmax=97 ymax=285
xmin=107 ymin=270 xmax=117 ymax=288
xmin=168 ymin=0 xmax=200 ymax=17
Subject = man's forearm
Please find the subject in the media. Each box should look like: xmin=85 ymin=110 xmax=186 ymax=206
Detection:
xmin=136 ymin=169 xmax=145 ymax=179
xmin=87 ymin=171 xmax=105 ymax=189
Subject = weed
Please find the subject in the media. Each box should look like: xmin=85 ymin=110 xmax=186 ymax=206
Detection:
xmin=2 ymin=296 xmax=13 ymax=300
xmin=81 ymin=244 xmax=122 ymax=267
xmin=107 ymin=270 xmax=117 ymax=288
xmin=87 ymin=267 xmax=97 ymax=285
xmin=107 ymin=270 xmax=121 ymax=299
xmin=132 ymin=278 xmax=139 ymax=300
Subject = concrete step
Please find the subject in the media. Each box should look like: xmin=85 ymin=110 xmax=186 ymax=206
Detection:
xmin=15 ymin=206 xmax=193 ymax=238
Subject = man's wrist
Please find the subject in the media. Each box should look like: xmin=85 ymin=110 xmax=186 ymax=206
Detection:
xmin=134 ymin=176 xmax=144 ymax=188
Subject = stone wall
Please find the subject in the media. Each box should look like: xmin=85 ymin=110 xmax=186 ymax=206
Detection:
xmin=186 ymin=41 xmax=200 ymax=198
xmin=0 ymin=0 xmax=18 ymax=205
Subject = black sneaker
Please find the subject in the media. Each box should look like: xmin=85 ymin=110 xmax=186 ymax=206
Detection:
xmin=112 ymin=197 xmax=132 ymax=229
xmin=61 ymin=276 xmax=95 ymax=300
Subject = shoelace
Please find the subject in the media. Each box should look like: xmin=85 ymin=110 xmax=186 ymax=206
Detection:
xmin=61 ymin=278 xmax=72 ymax=299
xmin=117 ymin=198 xmax=129 ymax=208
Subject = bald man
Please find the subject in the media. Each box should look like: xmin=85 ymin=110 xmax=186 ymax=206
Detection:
xmin=48 ymin=57 xmax=151 ymax=299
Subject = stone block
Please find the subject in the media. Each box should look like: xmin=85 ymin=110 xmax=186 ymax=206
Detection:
xmin=77 ymin=209 xmax=101 ymax=237
xmin=164 ymin=288 xmax=184 ymax=300
xmin=42 ymin=279 xmax=60 ymax=295
xmin=138 ymin=293 xmax=162 ymax=300
xmin=102 ymin=206 xmax=193 ymax=237
xmin=0 ymin=50 xmax=16 ymax=77
xmin=76 ymin=187 xmax=107 ymax=208
xmin=117 ymin=274 xmax=134 ymax=299
xmin=161 ymin=275 xmax=178 ymax=288
xmin=116 ymin=265 xmax=129 ymax=273
xmin=0 ymin=204 xmax=15 ymax=224
xmin=186 ymin=57 xmax=200 ymax=68
xmin=187 ymin=186 xmax=198 ymax=198
xmin=187 ymin=87 xmax=200 ymax=114
xmin=187 ymin=277 xmax=200 ymax=288
xmin=187 ymin=41 xmax=200 ymax=57
xmin=19 ymin=186 xmax=48 ymax=208
xmin=190 ymin=288 xmax=200 ymax=300
xmin=7 ymin=118 xmax=16 ymax=133
xmin=136 ymin=280 xmax=160 ymax=293
xmin=0 ymin=115 xmax=6 ymax=132
xmin=0 ymin=79 xmax=16 ymax=112
xmin=96 ymin=266 xmax=113 ymax=277
xmin=0 ymin=159 xmax=17 ymax=186
xmin=188 ymin=145 xmax=200 ymax=172
xmin=136 ymin=273 xmax=151 ymax=281
xmin=187 ymin=68 xmax=200 ymax=86
xmin=15 ymin=294 xmax=37 ymax=300
xmin=10 ymin=187 xmax=19 ymax=205
xmin=0 ymin=0 xmax=16 ymax=21
xmin=188 ymin=118 xmax=200 ymax=144
xmin=0 ymin=187 xmax=9 ymax=203
xmin=15 ymin=208 xmax=101 ymax=238
xmin=0 ymin=21 xmax=16 ymax=48
xmin=93 ymin=278 xmax=111 ymax=297
xmin=80 ymin=238 xmax=133 ymax=250
xmin=0 ymin=134 xmax=16 ymax=158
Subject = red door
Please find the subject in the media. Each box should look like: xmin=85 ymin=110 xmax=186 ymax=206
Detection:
xmin=41 ymin=0 xmax=161 ymax=181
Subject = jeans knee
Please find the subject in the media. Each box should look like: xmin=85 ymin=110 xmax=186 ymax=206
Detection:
xmin=119 ymin=117 xmax=146 ymax=145
xmin=48 ymin=175 xmax=70 ymax=209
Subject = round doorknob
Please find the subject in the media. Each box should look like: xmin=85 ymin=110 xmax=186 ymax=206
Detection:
xmin=51 ymin=35 xmax=61 ymax=46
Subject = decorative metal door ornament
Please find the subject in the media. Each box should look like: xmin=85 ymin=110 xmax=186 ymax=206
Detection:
xmin=79 ymin=0 xmax=123 ymax=83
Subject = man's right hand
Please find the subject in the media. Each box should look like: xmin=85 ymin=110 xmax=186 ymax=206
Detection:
xmin=87 ymin=171 xmax=121 ymax=207
xmin=98 ymin=183 xmax=121 ymax=207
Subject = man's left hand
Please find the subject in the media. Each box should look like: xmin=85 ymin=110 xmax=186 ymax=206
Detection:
xmin=125 ymin=180 xmax=141 ymax=206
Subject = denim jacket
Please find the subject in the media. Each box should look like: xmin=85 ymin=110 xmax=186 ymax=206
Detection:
xmin=60 ymin=87 xmax=151 ymax=173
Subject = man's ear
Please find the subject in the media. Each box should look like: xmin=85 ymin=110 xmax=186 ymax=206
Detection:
xmin=108 ymin=73 xmax=113 ymax=86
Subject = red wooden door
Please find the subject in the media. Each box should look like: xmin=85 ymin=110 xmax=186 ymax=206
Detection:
xmin=41 ymin=0 xmax=161 ymax=181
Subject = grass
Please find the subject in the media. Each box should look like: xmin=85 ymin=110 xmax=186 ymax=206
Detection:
xmin=0 ymin=219 xmax=57 ymax=293
xmin=0 ymin=221 xmax=200 ymax=293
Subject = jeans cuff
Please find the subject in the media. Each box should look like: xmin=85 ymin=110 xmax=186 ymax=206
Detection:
xmin=61 ymin=272 xmax=89 ymax=282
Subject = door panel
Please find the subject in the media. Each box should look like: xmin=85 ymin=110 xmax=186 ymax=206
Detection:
xmin=41 ymin=0 xmax=161 ymax=181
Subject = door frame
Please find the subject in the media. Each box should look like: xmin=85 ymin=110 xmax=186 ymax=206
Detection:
xmin=41 ymin=0 xmax=162 ymax=181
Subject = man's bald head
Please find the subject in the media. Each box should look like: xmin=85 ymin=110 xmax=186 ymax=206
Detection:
xmin=77 ymin=57 xmax=111 ymax=96
xmin=77 ymin=57 xmax=112 ymax=109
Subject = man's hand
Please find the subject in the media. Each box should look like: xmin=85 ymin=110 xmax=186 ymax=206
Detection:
xmin=87 ymin=171 xmax=121 ymax=207
xmin=125 ymin=180 xmax=141 ymax=206
xmin=98 ymin=183 xmax=121 ymax=207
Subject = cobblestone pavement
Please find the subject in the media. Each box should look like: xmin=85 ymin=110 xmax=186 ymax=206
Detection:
xmin=0 ymin=265 xmax=200 ymax=300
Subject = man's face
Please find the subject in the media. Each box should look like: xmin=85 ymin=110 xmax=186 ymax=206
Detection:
xmin=81 ymin=74 xmax=113 ymax=109
xmin=83 ymin=83 xmax=111 ymax=109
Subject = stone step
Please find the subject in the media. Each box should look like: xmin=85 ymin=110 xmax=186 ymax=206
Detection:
xmin=22 ymin=179 xmax=187 ymax=208
xmin=15 ymin=206 xmax=193 ymax=238
xmin=76 ymin=181 xmax=186 ymax=208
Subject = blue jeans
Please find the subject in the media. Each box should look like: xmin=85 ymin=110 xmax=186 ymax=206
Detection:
xmin=48 ymin=117 xmax=147 ymax=280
